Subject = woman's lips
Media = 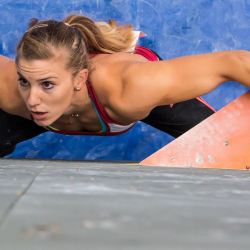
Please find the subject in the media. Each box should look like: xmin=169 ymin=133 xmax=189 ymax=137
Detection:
xmin=31 ymin=111 xmax=48 ymax=120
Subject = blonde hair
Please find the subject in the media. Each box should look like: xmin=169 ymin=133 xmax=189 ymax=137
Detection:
xmin=16 ymin=14 xmax=136 ymax=74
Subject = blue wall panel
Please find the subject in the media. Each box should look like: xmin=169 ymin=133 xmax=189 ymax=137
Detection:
xmin=1 ymin=0 xmax=248 ymax=161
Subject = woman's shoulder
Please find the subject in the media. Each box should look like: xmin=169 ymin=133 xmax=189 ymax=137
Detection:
xmin=90 ymin=51 xmax=148 ymax=95
xmin=0 ymin=56 xmax=29 ymax=118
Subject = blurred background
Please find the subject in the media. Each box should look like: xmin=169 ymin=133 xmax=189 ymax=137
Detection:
xmin=0 ymin=0 xmax=248 ymax=161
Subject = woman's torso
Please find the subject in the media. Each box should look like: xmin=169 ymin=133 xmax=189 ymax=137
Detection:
xmin=48 ymin=46 xmax=160 ymax=135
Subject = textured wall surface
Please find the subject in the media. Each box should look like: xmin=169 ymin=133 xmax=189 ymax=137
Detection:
xmin=1 ymin=0 xmax=249 ymax=161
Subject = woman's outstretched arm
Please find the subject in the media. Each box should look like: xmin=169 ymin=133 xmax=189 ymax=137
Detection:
xmin=117 ymin=50 xmax=250 ymax=120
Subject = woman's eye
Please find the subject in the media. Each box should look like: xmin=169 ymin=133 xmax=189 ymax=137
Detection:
xmin=42 ymin=81 xmax=54 ymax=89
xmin=18 ymin=77 xmax=29 ymax=87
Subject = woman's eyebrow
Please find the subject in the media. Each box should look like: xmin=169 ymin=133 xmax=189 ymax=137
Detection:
xmin=38 ymin=76 xmax=58 ymax=81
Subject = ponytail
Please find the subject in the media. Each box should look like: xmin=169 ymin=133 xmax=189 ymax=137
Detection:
xmin=63 ymin=14 xmax=136 ymax=53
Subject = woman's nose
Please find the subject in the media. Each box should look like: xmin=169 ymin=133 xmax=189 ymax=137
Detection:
xmin=27 ymin=87 xmax=41 ymax=108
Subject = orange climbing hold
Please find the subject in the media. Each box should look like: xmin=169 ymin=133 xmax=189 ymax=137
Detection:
xmin=140 ymin=92 xmax=250 ymax=170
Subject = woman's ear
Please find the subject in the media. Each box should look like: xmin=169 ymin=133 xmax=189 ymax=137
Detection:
xmin=73 ymin=69 xmax=88 ymax=91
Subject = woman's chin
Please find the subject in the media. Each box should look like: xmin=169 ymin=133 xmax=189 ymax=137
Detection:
xmin=33 ymin=118 xmax=55 ymax=127
xmin=33 ymin=120 xmax=49 ymax=126
xmin=32 ymin=114 xmax=61 ymax=127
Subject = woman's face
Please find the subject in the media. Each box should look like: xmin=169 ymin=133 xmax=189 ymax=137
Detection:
xmin=17 ymin=53 xmax=84 ymax=126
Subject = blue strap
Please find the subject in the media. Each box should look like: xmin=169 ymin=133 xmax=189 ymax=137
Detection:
xmin=90 ymin=100 xmax=107 ymax=133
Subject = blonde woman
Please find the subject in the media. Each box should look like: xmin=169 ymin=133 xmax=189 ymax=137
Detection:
xmin=1 ymin=14 xmax=249 ymax=156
